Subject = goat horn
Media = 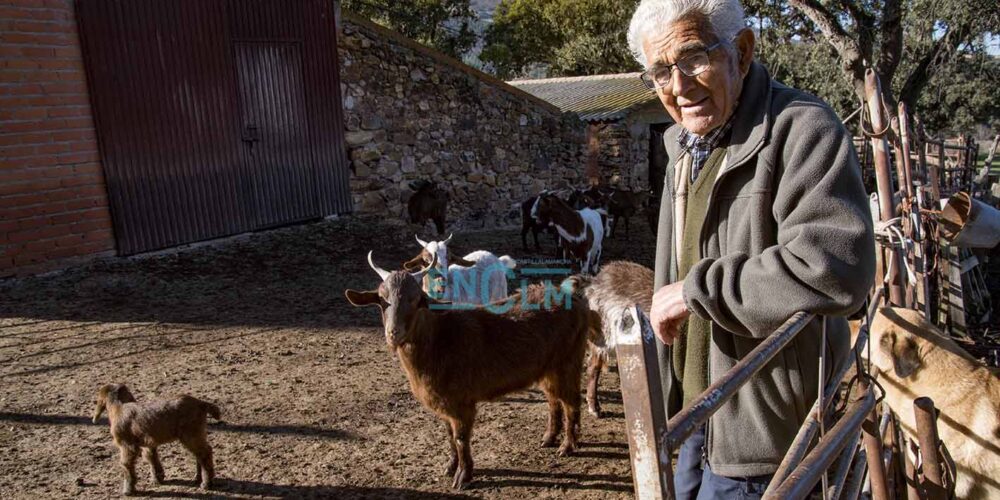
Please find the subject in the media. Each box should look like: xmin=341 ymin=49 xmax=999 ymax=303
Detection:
xmin=410 ymin=252 xmax=438 ymax=281
xmin=415 ymin=235 xmax=429 ymax=248
xmin=443 ymin=233 xmax=453 ymax=245
xmin=367 ymin=251 xmax=391 ymax=281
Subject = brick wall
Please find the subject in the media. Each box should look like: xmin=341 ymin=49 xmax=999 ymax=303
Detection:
xmin=0 ymin=0 xmax=115 ymax=277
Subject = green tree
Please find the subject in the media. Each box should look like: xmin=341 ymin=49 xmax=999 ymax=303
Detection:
xmin=480 ymin=0 xmax=641 ymax=80
xmin=745 ymin=0 xmax=999 ymax=133
xmin=341 ymin=0 xmax=478 ymax=59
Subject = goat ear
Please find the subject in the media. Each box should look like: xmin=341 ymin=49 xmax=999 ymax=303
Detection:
xmin=345 ymin=289 xmax=381 ymax=307
xmin=890 ymin=335 xmax=921 ymax=378
xmin=115 ymin=385 xmax=135 ymax=403
xmin=451 ymin=256 xmax=476 ymax=267
xmin=402 ymin=254 xmax=426 ymax=272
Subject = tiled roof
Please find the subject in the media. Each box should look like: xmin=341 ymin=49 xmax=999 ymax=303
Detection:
xmin=507 ymin=73 xmax=658 ymax=122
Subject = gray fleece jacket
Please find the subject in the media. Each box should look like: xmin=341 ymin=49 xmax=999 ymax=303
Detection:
xmin=653 ymin=61 xmax=875 ymax=477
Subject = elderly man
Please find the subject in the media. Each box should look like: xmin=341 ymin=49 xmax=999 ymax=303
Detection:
xmin=627 ymin=0 xmax=875 ymax=497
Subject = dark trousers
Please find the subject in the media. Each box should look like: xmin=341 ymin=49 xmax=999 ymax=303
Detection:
xmin=674 ymin=426 xmax=772 ymax=500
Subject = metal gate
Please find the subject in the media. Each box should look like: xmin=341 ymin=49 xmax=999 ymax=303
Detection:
xmin=76 ymin=0 xmax=351 ymax=255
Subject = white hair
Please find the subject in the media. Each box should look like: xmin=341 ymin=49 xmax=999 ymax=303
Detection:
xmin=627 ymin=0 xmax=747 ymax=67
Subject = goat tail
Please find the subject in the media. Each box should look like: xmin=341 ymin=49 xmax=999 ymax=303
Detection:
xmin=498 ymin=255 xmax=517 ymax=269
xmin=201 ymin=401 xmax=222 ymax=421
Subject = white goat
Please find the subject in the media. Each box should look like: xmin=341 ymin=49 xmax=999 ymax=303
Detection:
xmin=404 ymin=234 xmax=516 ymax=305
xmin=858 ymin=307 xmax=1000 ymax=499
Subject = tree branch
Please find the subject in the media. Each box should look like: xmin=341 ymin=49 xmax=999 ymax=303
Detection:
xmin=788 ymin=0 xmax=867 ymax=101
xmin=875 ymin=0 xmax=904 ymax=94
xmin=840 ymin=0 xmax=874 ymax=63
xmin=899 ymin=22 xmax=973 ymax=108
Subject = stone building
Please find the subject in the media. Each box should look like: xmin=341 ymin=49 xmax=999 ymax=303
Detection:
xmin=337 ymin=12 xmax=590 ymax=231
xmin=509 ymin=73 xmax=674 ymax=196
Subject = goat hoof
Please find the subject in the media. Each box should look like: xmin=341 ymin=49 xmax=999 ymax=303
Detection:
xmin=200 ymin=480 xmax=212 ymax=490
xmin=587 ymin=406 xmax=604 ymax=419
xmin=121 ymin=487 xmax=136 ymax=497
xmin=451 ymin=468 xmax=472 ymax=490
xmin=558 ymin=444 xmax=576 ymax=457
xmin=541 ymin=434 xmax=558 ymax=448
xmin=445 ymin=459 xmax=458 ymax=476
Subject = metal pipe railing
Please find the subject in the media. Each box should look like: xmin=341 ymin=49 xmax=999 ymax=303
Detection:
xmin=662 ymin=311 xmax=815 ymax=451
xmin=764 ymin=388 xmax=875 ymax=500
xmin=826 ymin=428 xmax=862 ymax=500
xmin=767 ymin=288 xmax=885 ymax=490
xmin=861 ymin=379 xmax=892 ymax=500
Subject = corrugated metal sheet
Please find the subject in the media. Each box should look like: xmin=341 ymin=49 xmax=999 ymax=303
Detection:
xmin=508 ymin=73 xmax=657 ymax=122
xmin=76 ymin=0 xmax=350 ymax=255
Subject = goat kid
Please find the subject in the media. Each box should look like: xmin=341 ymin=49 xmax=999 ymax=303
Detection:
xmin=858 ymin=307 xmax=1000 ymax=499
xmin=92 ymin=384 xmax=220 ymax=496
xmin=578 ymin=261 xmax=654 ymax=417
xmin=345 ymin=252 xmax=589 ymax=489
xmin=521 ymin=191 xmax=560 ymax=253
xmin=402 ymin=233 xmax=516 ymax=305
xmin=532 ymin=193 xmax=605 ymax=275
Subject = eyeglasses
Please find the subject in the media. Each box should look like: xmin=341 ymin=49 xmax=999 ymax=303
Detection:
xmin=639 ymin=41 xmax=723 ymax=90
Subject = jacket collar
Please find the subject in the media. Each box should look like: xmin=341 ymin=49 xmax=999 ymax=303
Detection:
xmin=664 ymin=61 xmax=772 ymax=175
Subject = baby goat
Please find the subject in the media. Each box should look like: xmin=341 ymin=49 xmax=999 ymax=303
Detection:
xmin=579 ymin=261 xmax=654 ymax=417
xmin=346 ymin=252 xmax=590 ymax=489
xmin=92 ymin=384 xmax=220 ymax=496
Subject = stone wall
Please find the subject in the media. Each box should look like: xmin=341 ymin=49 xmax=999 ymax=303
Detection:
xmin=337 ymin=13 xmax=588 ymax=230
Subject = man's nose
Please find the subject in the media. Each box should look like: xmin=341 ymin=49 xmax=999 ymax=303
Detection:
xmin=670 ymin=67 xmax=696 ymax=97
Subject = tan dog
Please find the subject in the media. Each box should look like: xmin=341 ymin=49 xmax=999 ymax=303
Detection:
xmin=858 ymin=307 xmax=1000 ymax=499
xmin=92 ymin=384 xmax=220 ymax=496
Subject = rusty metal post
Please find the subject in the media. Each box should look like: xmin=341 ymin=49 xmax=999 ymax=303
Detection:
xmin=914 ymin=397 xmax=947 ymax=500
xmin=865 ymin=69 xmax=904 ymax=306
xmin=904 ymin=439 xmax=923 ymax=500
xmin=764 ymin=389 xmax=874 ymax=500
xmin=938 ymin=140 xmax=948 ymax=195
xmin=663 ymin=312 xmax=814 ymax=452
xmin=859 ymin=380 xmax=891 ymax=500
xmin=614 ymin=305 xmax=672 ymax=499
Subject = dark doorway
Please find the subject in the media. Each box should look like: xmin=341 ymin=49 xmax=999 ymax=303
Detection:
xmin=648 ymin=123 xmax=671 ymax=198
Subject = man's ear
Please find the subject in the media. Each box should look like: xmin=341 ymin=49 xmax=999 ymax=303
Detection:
xmin=734 ymin=27 xmax=755 ymax=77
xmin=345 ymin=289 xmax=381 ymax=307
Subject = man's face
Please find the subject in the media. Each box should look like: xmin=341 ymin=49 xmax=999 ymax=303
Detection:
xmin=641 ymin=14 xmax=750 ymax=135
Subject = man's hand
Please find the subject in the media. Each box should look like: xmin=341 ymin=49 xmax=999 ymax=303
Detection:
xmin=650 ymin=281 xmax=690 ymax=345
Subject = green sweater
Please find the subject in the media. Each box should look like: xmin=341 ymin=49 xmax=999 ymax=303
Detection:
xmin=674 ymin=147 xmax=727 ymax=407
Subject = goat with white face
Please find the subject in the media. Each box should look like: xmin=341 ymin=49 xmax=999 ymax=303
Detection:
xmin=856 ymin=307 xmax=1000 ymax=499
xmin=403 ymin=234 xmax=516 ymax=305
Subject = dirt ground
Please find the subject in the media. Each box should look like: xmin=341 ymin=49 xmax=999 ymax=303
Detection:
xmin=0 ymin=214 xmax=660 ymax=499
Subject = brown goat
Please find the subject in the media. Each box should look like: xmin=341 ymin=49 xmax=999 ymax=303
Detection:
xmin=92 ymin=384 xmax=220 ymax=496
xmin=345 ymin=252 xmax=590 ymax=489
xmin=578 ymin=261 xmax=654 ymax=418
xmin=407 ymin=180 xmax=449 ymax=235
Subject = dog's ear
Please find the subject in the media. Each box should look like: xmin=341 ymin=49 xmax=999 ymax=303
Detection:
xmin=892 ymin=336 xmax=921 ymax=378
xmin=881 ymin=330 xmax=921 ymax=378
xmin=345 ymin=289 xmax=381 ymax=307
